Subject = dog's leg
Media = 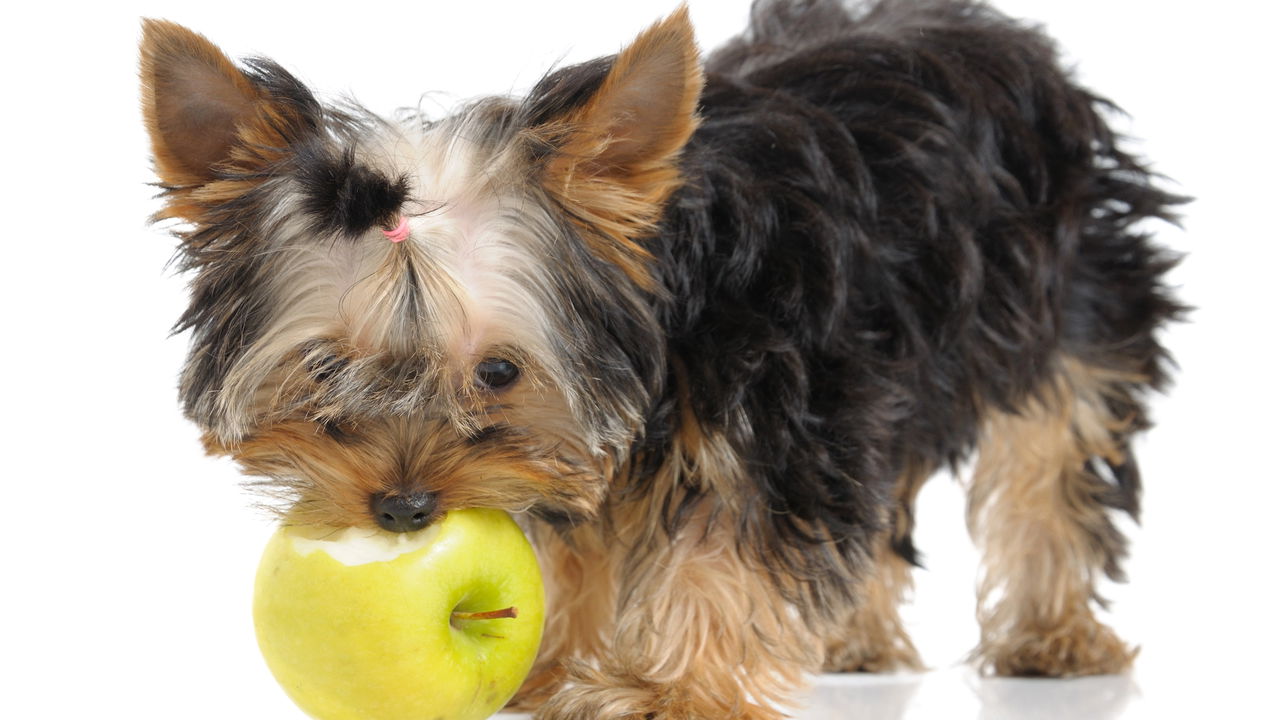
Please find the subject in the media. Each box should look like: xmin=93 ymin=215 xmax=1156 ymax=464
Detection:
xmin=822 ymin=468 xmax=926 ymax=673
xmin=821 ymin=541 xmax=922 ymax=673
xmin=510 ymin=524 xmax=616 ymax=710
xmin=535 ymin=506 xmax=822 ymax=720
xmin=967 ymin=358 xmax=1143 ymax=676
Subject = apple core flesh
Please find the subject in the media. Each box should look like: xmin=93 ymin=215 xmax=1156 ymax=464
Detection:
xmin=254 ymin=509 xmax=545 ymax=720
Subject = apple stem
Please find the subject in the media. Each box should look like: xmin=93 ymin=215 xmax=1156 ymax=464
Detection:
xmin=451 ymin=606 xmax=519 ymax=627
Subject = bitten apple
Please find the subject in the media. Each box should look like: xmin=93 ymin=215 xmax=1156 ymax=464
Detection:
xmin=253 ymin=508 xmax=545 ymax=720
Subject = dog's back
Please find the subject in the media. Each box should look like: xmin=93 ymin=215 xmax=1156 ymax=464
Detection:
xmin=640 ymin=0 xmax=1183 ymax=576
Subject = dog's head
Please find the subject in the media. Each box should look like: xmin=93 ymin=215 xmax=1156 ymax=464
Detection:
xmin=139 ymin=13 xmax=702 ymax=530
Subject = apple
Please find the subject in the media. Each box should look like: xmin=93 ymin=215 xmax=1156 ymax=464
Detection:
xmin=253 ymin=508 xmax=545 ymax=720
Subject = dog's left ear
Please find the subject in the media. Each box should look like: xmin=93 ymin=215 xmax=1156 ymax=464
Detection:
xmin=528 ymin=7 xmax=703 ymax=287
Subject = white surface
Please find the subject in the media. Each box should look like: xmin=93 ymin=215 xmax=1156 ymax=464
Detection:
xmin=2 ymin=1 xmax=1275 ymax=718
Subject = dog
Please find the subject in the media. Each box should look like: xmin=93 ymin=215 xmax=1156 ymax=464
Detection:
xmin=139 ymin=1 xmax=1184 ymax=717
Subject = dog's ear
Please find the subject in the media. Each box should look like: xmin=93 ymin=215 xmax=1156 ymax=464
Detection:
xmin=139 ymin=19 xmax=320 ymax=220
xmin=528 ymin=7 xmax=703 ymax=287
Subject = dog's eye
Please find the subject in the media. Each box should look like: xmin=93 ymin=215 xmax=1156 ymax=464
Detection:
xmin=476 ymin=358 xmax=520 ymax=390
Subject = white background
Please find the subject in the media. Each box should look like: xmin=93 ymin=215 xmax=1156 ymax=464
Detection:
xmin=2 ymin=1 xmax=1275 ymax=718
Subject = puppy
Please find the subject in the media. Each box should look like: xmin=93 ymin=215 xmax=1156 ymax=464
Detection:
xmin=139 ymin=1 xmax=1183 ymax=717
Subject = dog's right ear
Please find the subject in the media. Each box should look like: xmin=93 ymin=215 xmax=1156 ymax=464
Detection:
xmin=523 ymin=7 xmax=702 ymax=290
xmin=139 ymin=19 xmax=319 ymax=220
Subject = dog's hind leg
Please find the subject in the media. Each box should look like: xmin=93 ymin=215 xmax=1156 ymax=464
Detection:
xmin=966 ymin=357 xmax=1145 ymax=676
xmin=822 ymin=465 xmax=927 ymax=673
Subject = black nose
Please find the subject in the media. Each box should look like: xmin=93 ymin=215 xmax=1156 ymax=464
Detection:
xmin=370 ymin=492 xmax=437 ymax=533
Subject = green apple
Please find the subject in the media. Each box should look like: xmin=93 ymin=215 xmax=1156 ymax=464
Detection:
xmin=253 ymin=508 xmax=545 ymax=720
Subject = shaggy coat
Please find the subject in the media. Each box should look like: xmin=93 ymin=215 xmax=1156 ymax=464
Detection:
xmin=141 ymin=1 xmax=1182 ymax=717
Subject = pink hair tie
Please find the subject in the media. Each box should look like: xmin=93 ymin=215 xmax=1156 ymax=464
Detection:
xmin=382 ymin=216 xmax=410 ymax=243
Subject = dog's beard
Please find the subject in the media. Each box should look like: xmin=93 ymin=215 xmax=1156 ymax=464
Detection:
xmin=217 ymin=408 xmax=609 ymax=530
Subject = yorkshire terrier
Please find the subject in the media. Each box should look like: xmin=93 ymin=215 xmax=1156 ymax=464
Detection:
xmin=140 ymin=0 xmax=1184 ymax=717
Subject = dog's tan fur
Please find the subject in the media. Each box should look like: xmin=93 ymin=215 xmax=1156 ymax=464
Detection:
xmin=967 ymin=358 xmax=1140 ymax=676
xmin=531 ymin=506 xmax=822 ymax=719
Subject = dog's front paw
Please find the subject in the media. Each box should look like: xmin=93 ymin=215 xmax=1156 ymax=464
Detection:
xmin=507 ymin=662 xmax=569 ymax=713
xmin=534 ymin=674 xmax=658 ymax=720
xmin=533 ymin=666 xmax=783 ymax=720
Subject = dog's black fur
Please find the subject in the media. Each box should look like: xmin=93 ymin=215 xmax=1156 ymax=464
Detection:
xmin=587 ymin=0 xmax=1184 ymax=607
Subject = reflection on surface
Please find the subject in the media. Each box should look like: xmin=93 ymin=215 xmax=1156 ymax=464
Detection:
xmin=971 ymin=673 xmax=1139 ymax=720
xmin=502 ymin=668 xmax=1139 ymax=719
xmin=797 ymin=673 xmax=923 ymax=719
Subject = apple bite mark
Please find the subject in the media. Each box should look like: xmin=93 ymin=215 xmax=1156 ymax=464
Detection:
xmin=288 ymin=524 xmax=442 ymax=565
